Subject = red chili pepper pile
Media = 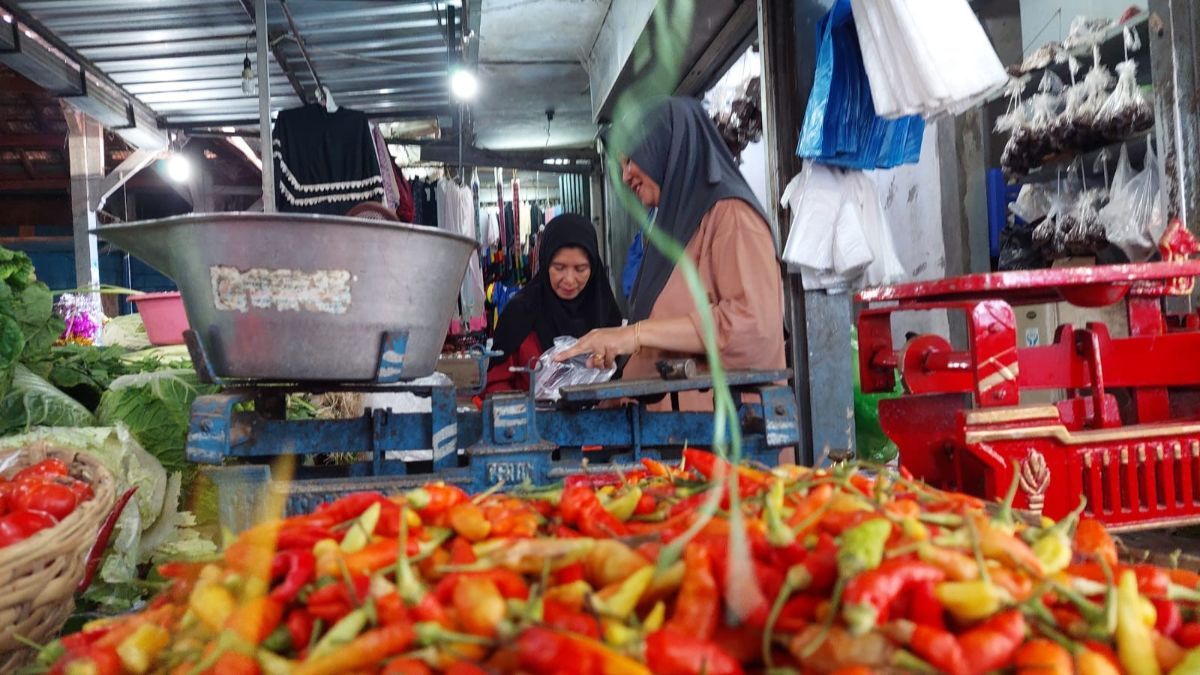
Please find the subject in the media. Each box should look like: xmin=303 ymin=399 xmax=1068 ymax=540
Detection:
xmin=37 ymin=451 xmax=1200 ymax=674
xmin=0 ymin=457 xmax=94 ymax=547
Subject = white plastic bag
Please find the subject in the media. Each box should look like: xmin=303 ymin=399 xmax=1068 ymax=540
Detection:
xmin=850 ymin=0 xmax=1008 ymax=119
xmin=1100 ymin=145 xmax=1164 ymax=261
xmin=532 ymin=337 xmax=616 ymax=402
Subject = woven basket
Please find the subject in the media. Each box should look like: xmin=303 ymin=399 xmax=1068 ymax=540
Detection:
xmin=0 ymin=444 xmax=116 ymax=670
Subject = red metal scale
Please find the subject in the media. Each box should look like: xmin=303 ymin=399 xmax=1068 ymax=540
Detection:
xmin=857 ymin=220 xmax=1200 ymax=531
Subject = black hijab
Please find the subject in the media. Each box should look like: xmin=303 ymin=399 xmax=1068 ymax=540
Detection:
xmin=491 ymin=214 xmax=623 ymax=361
xmin=621 ymin=97 xmax=771 ymax=322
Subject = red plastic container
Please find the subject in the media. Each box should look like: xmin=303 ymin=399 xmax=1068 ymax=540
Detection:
xmin=129 ymin=292 xmax=189 ymax=346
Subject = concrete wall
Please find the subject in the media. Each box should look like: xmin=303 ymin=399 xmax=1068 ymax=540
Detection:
xmin=587 ymin=0 xmax=659 ymax=119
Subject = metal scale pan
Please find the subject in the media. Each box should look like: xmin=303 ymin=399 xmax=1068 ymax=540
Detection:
xmin=94 ymin=212 xmax=477 ymax=383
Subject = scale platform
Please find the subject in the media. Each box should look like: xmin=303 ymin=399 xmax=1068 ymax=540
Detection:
xmin=184 ymin=337 xmax=801 ymax=532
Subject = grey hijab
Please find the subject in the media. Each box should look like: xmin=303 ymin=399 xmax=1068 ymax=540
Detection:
xmin=623 ymin=97 xmax=771 ymax=322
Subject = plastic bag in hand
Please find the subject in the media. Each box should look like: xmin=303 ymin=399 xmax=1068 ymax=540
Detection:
xmin=532 ymin=337 xmax=617 ymax=402
xmin=1100 ymin=145 xmax=1164 ymax=261
xmin=1095 ymin=60 xmax=1153 ymax=142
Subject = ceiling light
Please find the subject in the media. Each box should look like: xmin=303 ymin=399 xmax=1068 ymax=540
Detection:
xmin=449 ymin=67 xmax=478 ymax=101
xmin=241 ymin=56 xmax=255 ymax=95
xmin=2 ymin=14 xmax=11 ymax=23
xmin=165 ymin=154 xmax=191 ymax=183
xmin=220 ymin=126 xmax=236 ymax=133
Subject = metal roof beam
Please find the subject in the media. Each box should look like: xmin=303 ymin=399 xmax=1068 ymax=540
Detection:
xmin=161 ymin=106 xmax=451 ymax=128
xmin=0 ymin=2 xmax=167 ymax=150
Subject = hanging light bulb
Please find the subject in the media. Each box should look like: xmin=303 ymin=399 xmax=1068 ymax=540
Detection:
xmin=166 ymin=154 xmax=192 ymax=183
xmin=449 ymin=67 xmax=478 ymax=101
xmin=241 ymin=56 xmax=255 ymax=96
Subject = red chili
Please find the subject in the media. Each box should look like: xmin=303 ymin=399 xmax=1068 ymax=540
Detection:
xmin=434 ymin=569 xmax=530 ymax=604
xmin=683 ymin=448 xmax=767 ymax=499
xmin=285 ymin=609 xmax=314 ymax=653
xmin=667 ymin=542 xmax=720 ymax=639
xmin=894 ymin=609 xmax=1026 ymax=675
xmin=645 ymin=628 xmax=745 ymax=675
xmin=559 ymin=485 xmax=628 ymax=537
xmin=1177 ymin=623 xmax=1200 ymax=649
xmin=313 ymin=491 xmax=387 ymax=524
xmin=907 ymin=579 xmax=946 ymax=630
xmin=1154 ymin=598 xmax=1183 ymax=639
xmin=843 ymin=559 xmax=944 ymax=633
xmin=78 ymin=487 xmax=137 ymax=592
xmin=543 ymin=599 xmax=601 ymax=639
xmin=269 ymin=549 xmax=315 ymax=603
xmin=305 ymin=575 xmax=370 ymax=621
xmin=276 ymin=523 xmax=333 ymax=551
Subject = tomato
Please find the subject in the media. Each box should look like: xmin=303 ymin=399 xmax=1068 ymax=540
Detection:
xmin=15 ymin=481 xmax=78 ymax=520
xmin=62 ymin=476 xmax=94 ymax=501
xmin=0 ymin=480 xmax=12 ymax=515
xmin=13 ymin=458 xmax=69 ymax=482
xmin=0 ymin=510 xmax=57 ymax=547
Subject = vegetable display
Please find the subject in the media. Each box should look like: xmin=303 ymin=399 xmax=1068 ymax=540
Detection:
xmin=0 ymin=457 xmax=94 ymax=547
xmin=32 ymin=451 xmax=1200 ymax=674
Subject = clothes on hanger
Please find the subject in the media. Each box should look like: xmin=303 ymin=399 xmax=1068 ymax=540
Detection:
xmin=371 ymin=123 xmax=400 ymax=213
xmin=438 ymin=177 xmax=487 ymax=333
xmin=421 ymin=178 xmax=438 ymax=226
xmin=272 ymin=103 xmax=383 ymax=215
xmin=394 ymin=166 xmax=415 ymax=223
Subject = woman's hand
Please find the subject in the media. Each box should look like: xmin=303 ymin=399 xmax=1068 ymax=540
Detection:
xmin=555 ymin=325 xmax=637 ymax=369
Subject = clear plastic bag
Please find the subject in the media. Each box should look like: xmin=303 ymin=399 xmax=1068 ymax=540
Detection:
xmin=1111 ymin=143 xmax=1134 ymax=194
xmin=1061 ymin=188 xmax=1109 ymax=255
xmin=1095 ymin=60 xmax=1153 ymax=142
xmin=1001 ymin=91 xmax=1059 ymax=178
xmin=532 ymin=336 xmax=617 ymax=402
xmin=1011 ymin=183 xmax=1052 ymax=223
xmin=1050 ymin=50 xmax=1113 ymax=153
xmin=1100 ymin=144 xmax=1164 ymax=261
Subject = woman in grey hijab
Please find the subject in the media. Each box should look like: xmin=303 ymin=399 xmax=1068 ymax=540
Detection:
xmin=558 ymin=97 xmax=785 ymax=410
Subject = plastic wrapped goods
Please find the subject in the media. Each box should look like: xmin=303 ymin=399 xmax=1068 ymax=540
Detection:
xmin=850 ymin=0 xmax=1008 ymax=119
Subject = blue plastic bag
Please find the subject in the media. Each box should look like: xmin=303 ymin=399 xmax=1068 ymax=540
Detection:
xmin=798 ymin=0 xmax=924 ymax=170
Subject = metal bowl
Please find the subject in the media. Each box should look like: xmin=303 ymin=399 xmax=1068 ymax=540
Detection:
xmin=95 ymin=213 xmax=477 ymax=382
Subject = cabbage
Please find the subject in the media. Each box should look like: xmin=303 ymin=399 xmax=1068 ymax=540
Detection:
xmin=95 ymin=369 xmax=217 ymax=473
xmin=100 ymin=313 xmax=151 ymax=351
xmin=0 ymin=364 xmax=95 ymax=435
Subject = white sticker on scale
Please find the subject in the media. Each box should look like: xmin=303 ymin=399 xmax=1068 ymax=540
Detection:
xmin=210 ymin=266 xmax=352 ymax=314
xmin=1025 ymin=327 xmax=1040 ymax=347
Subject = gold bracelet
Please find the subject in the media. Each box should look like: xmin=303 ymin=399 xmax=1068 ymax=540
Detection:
xmin=632 ymin=322 xmax=642 ymax=356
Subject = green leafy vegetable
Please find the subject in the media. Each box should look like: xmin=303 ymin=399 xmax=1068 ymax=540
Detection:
xmin=46 ymin=344 xmax=135 ymax=411
xmin=95 ymin=369 xmax=218 ymax=472
xmin=0 ymin=364 xmax=95 ymax=435
xmin=101 ymin=313 xmax=152 ymax=351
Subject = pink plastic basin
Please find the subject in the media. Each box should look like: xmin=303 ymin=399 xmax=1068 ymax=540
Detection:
xmin=129 ymin=292 xmax=189 ymax=346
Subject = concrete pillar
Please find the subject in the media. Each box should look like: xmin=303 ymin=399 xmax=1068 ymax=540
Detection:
xmin=65 ymin=110 xmax=103 ymax=291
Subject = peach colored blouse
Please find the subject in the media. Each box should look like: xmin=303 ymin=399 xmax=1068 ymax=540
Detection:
xmin=623 ymin=199 xmax=786 ymax=411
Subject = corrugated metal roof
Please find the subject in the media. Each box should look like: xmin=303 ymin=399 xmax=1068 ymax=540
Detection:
xmin=11 ymin=0 xmax=460 ymax=127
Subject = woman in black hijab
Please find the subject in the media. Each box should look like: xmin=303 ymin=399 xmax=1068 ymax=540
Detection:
xmin=484 ymin=213 xmax=624 ymax=394
xmin=557 ymin=97 xmax=785 ymax=410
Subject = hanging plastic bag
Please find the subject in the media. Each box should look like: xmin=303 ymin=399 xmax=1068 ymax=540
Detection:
xmin=1100 ymin=144 xmax=1164 ymax=261
xmin=1111 ymin=143 xmax=1134 ymax=194
xmin=1001 ymin=89 xmax=1059 ymax=178
xmin=999 ymin=217 xmax=1045 ymax=270
xmin=532 ymin=337 xmax=617 ymax=402
xmin=1051 ymin=50 xmax=1113 ymax=154
xmin=1095 ymin=60 xmax=1153 ymax=142
xmin=1010 ymin=183 xmax=1053 ymax=224
xmin=1062 ymin=188 xmax=1108 ymax=255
